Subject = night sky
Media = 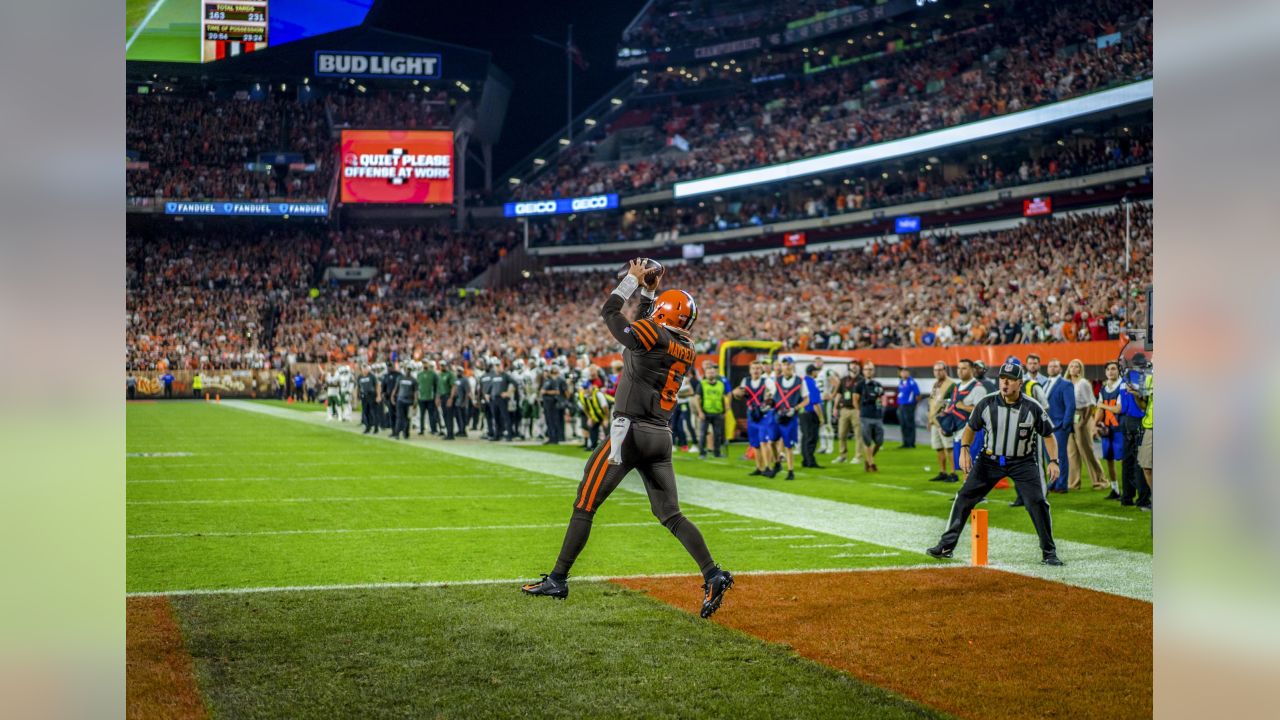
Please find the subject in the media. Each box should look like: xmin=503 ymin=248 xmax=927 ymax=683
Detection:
xmin=370 ymin=0 xmax=648 ymax=177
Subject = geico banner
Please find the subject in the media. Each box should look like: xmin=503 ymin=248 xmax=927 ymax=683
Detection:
xmin=315 ymin=51 xmax=442 ymax=79
xmin=340 ymin=129 xmax=455 ymax=204
xmin=503 ymin=194 xmax=619 ymax=217
xmin=163 ymin=201 xmax=328 ymax=217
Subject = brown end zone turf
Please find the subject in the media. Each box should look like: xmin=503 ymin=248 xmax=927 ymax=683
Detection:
xmin=616 ymin=568 xmax=1152 ymax=720
xmin=127 ymin=597 xmax=208 ymax=720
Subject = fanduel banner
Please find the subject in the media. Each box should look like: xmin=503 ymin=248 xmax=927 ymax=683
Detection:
xmin=163 ymin=201 xmax=329 ymax=217
xmin=503 ymin=194 xmax=619 ymax=218
xmin=315 ymin=51 xmax=442 ymax=79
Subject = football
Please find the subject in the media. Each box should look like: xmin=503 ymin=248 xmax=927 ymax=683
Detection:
xmin=617 ymin=257 xmax=664 ymax=285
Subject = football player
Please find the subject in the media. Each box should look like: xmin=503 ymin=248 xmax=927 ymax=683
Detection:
xmin=522 ymin=259 xmax=733 ymax=618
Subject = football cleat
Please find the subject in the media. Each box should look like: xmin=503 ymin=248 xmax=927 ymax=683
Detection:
xmin=520 ymin=574 xmax=568 ymax=599
xmin=700 ymin=568 xmax=734 ymax=618
xmin=926 ymin=545 xmax=954 ymax=559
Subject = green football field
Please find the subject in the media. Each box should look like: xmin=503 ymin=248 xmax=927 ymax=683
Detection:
xmin=126 ymin=0 xmax=201 ymax=63
xmin=128 ymin=401 xmax=1152 ymax=717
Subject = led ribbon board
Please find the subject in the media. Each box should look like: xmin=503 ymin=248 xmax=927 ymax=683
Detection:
xmin=673 ymin=80 xmax=1153 ymax=199
xmin=503 ymin=194 xmax=620 ymax=217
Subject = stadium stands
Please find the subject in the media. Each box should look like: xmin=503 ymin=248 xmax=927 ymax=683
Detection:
xmin=126 ymin=203 xmax=1150 ymax=370
xmin=518 ymin=0 xmax=1152 ymax=200
xmin=531 ymin=127 xmax=1151 ymax=246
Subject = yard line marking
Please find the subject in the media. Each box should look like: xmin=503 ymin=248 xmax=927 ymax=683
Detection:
xmin=869 ymin=483 xmax=912 ymax=491
xmin=1067 ymin=510 xmax=1135 ymax=522
xmin=127 ymin=473 xmax=504 ymax=485
xmin=832 ymin=551 xmax=901 ymax=558
xmin=788 ymin=543 xmax=862 ymax=549
xmin=752 ymin=534 xmax=818 ymax=540
xmin=923 ymin=490 xmax=955 ymax=496
xmin=128 ymin=518 xmax=756 ymax=540
xmin=127 ymin=493 xmax=559 ymax=506
xmin=721 ymin=526 xmax=783 ymax=532
xmin=126 ymin=563 xmax=969 ymax=597
xmin=220 ymin=399 xmax=1153 ymax=601
xmin=126 ymin=0 xmax=166 ymax=51
xmin=126 ymin=452 xmax=194 ymax=458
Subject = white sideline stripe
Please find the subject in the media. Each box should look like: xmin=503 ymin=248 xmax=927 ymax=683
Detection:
xmin=127 ymin=473 xmax=499 ymax=485
xmin=128 ymin=518 xmax=752 ymax=540
xmin=753 ymin=534 xmax=817 ymax=540
xmin=127 ymin=493 xmax=557 ymax=506
xmin=220 ymin=400 xmax=1153 ymax=601
xmin=789 ymin=543 xmax=861 ymax=549
xmin=125 ymin=0 xmax=166 ymax=51
xmin=127 ymin=452 xmax=194 ymax=458
xmin=721 ymin=526 xmax=782 ymax=532
xmin=126 ymin=563 xmax=969 ymax=597
xmin=832 ymin=552 xmax=901 ymax=559
xmin=869 ymin=483 xmax=911 ymax=491
xmin=923 ymin=490 xmax=955 ymax=496
xmin=1068 ymin=510 xmax=1135 ymax=522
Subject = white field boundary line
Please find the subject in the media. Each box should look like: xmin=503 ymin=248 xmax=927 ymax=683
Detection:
xmin=128 ymin=518 xmax=756 ymax=540
xmin=1067 ymin=510 xmax=1136 ymax=522
xmin=125 ymin=0 xmax=166 ymax=51
xmin=127 ymin=562 xmax=970 ymax=597
xmin=127 ymin=493 xmax=559 ymax=506
xmin=218 ymin=400 xmax=1153 ymax=601
xmin=128 ymin=473 xmax=507 ymax=485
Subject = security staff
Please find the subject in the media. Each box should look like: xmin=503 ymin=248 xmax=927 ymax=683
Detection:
xmin=358 ymin=365 xmax=378 ymax=434
xmin=392 ymin=365 xmax=417 ymax=440
xmin=694 ymin=361 xmax=730 ymax=459
xmin=927 ymin=362 xmax=1064 ymax=566
xmin=799 ymin=364 xmax=825 ymax=468
xmin=192 ymin=372 xmax=203 ymax=399
xmin=417 ymin=361 xmax=439 ymax=436
xmin=381 ymin=362 xmax=401 ymax=431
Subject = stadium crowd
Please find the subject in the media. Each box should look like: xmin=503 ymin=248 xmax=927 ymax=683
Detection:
xmin=533 ymin=129 xmax=1151 ymax=246
xmin=126 ymin=203 xmax=1151 ymax=372
xmin=125 ymin=84 xmax=461 ymax=202
xmin=518 ymin=0 xmax=1151 ymax=200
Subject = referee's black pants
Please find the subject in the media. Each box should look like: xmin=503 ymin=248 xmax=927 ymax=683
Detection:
xmin=939 ymin=454 xmax=1057 ymax=557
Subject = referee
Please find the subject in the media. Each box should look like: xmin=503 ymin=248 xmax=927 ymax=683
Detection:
xmin=927 ymin=361 xmax=1064 ymax=566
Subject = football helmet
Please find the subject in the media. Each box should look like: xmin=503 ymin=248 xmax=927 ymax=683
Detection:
xmin=651 ymin=289 xmax=698 ymax=332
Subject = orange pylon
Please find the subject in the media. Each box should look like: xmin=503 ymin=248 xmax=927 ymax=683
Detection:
xmin=971 ymin=509 xmax=988 ymax=566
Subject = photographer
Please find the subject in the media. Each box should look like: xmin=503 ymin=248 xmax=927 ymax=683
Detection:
xmin=1116 ymin=354 xmax=1153 ymax=509
xmin=853 ymin=362 xmax=886 ymax=473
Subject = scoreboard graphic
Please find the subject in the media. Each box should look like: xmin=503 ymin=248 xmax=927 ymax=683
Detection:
xmin=201 ymin=2 xmax=269 ymax=62
xmin=339 ymin=130 xmax=455 ymax=205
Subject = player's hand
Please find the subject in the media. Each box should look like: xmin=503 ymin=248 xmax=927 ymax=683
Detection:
xmin=1047 ymin=461 xmax=1060 ymax=483
xmin=958 ymin=447 xmax=972 ymax=474
xmin=627 ymin=258 xmax=648 ymax=282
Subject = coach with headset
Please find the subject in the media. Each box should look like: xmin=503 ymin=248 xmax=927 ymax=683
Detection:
xmin=928 ymin=361 xmax=1064 ymax=566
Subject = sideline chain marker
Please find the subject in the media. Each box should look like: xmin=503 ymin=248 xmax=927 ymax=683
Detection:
xmin=971 ymin=508 xmax=988 ymax=566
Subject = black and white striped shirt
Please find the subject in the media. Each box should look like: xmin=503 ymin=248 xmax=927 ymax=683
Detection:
xmin=967 ymin=394 xmax=1054 ymax=459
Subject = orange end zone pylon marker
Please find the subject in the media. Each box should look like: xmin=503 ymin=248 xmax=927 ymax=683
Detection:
xmin=994 ymin=478 xmax=1010 ymax=489
xmin=204 ymin=392 xmax=210 ymax=402
xmin=971 ymin=508 xmax=988 ymax=566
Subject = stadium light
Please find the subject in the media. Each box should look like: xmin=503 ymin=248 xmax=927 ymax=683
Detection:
xmin=585 ymin=118 xmax=597 ymax=127
xmin=610 ymin=98 xmax=623 ymax=105
xmin=559 ymin=138 xmax=571 ymax=146
xmin=673 ymin=80 xmax=1152 ymax=199
xmin=509 ymin=177 xmax=521 ymax=185
xmin=533 ymin=158 xmax=546 ymax=165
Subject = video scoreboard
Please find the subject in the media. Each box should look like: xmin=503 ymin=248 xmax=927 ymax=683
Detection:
xmin=202 ymin=2 xmax=269 ymax=62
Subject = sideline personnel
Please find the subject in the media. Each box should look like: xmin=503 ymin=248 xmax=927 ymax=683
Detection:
xmin=927 ymin=361 xmax=1064 ymax=566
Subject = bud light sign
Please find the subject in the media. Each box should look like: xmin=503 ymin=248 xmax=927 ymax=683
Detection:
xmin=503 ymin=194 xmax=619 ymax=217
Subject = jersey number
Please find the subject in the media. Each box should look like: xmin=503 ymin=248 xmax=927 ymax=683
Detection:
xmin=659 ymin=361 xmax=688 ymax=411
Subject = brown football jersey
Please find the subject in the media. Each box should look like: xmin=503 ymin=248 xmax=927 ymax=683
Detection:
xmin=602 ymin=292 xmax=695 ymax=425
